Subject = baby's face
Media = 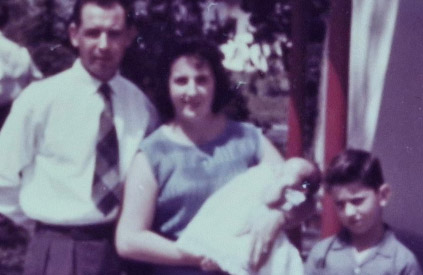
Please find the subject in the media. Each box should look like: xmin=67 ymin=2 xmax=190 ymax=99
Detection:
xmin=264 ymin=158 xmax=320 ymax=215
xmin=281 ymin=158 xmax=321 ymax=197
xmin=273 ymin=158 xmax=321 ymax=228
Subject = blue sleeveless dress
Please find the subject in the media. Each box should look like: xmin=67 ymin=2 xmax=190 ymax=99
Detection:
xmin=139 ymin=120 xmax=263 ymax=275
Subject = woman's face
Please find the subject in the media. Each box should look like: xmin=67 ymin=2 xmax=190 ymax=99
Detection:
xmin=168 ymin=55 xmax=216 ymax=122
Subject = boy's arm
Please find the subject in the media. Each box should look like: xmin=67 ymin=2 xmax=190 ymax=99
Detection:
xmin=402 ymin=263 xmax=423 ymax=275
xmin=399 ymin=253 xmax=423 ymax=275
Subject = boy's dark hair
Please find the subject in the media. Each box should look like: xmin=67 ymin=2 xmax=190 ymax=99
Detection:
xmin=70 ymin=0 xmax=134 ymax=27
xmin=0 ymin=2 xmax=9 ymax=29
xmin=325 ymin=149 xmax=384 ymax=190
xmin=155 ymin=39 xmax=232 ymax=122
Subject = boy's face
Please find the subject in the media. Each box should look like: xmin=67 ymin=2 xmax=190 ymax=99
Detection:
xmin=330 ymin=181 xmax=390 ymax=237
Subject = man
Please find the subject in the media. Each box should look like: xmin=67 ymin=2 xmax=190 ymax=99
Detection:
xmin=0 ymin=0 xmax=157 ymax=274
xmin=0 ymin=2 xmax=41 ymax=128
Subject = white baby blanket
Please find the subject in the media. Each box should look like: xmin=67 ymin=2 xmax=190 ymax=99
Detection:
xmin=176 ymin=164 xmax=304 ymax=275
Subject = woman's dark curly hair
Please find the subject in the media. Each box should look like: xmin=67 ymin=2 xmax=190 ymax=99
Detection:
xmin=0 ymin=2 xmax=9 ymax=29
xmin=154 ymin=39 xmax=232 ymax=122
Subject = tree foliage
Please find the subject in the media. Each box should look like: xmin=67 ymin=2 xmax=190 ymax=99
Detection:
xmin=0 ymin=0 xmax=329 ymax=272
xmin=3 ymin=0 xmax=329 ymax=150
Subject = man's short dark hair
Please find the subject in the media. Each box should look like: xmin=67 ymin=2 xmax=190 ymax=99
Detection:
xmin=155 ymin=39 xmax=232 ymax=122
xmin=0 ymin=2 xmax=9 ymax=29
xmin=70 ymin=0 xmax=134 ymax=27
xmin=325 ymin=149 xmax=384 ymax=190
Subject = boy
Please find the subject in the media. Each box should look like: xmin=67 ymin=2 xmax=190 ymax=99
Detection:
xmin=305 ymin=149 xmax=422 ymax=275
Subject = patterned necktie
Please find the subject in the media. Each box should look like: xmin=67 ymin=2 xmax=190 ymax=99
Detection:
xmin=92 ymin=83 xmax=122 ymax=215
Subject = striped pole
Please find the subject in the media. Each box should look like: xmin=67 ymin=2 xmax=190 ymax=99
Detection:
xmin=320 ymin=0 xmax=351 ymax=238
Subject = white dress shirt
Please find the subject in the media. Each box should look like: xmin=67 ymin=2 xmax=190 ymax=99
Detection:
xmin=0 ymin=32 xmax=41 ymax=106
xmin=0 ymin=59 xmax=158 ymax=227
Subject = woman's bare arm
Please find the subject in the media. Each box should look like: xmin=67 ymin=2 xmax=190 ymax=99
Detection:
xmin=115 ymin=152 xmax=201 ymax=266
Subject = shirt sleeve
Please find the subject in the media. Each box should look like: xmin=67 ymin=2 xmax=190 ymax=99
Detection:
xmin=241 ymin=122 xmax=265 ymax=164
xmin=0 ymin=86 xmax=44 ymax=227
xmin=304 ymin=239 xmax=330 ymax=275
xmin=145 ymin=100 xmax=160 ymax=137
xmin=400 ymin=253 xmax=423 ymax=275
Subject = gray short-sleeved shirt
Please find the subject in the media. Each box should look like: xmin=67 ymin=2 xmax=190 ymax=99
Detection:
xmin=305 ymin=228 xmax=423 ymax=275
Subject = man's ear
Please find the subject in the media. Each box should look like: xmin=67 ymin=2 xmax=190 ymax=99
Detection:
xmin=378 ymin=183 xmax=391 ymax=207
xmin=68 ymin=22 xmax=79 ymax=48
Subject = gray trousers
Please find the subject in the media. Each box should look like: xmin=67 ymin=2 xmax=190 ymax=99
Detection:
xmin=23 ymin=222 xmax=121 ymax=275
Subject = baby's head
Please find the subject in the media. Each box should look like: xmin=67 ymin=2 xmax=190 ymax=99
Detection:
xmin=264 ymin=158 xmax=321 ymax=228
xmin=325 ymin=149 xmax=391 ymax=237
xmin=280 ymin=158 xmax=321 ymax=198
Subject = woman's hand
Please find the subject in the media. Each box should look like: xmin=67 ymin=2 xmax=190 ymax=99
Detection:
xmin=178 ymin=249 xmax=221 ymax=272
xmin=237 ymin=205 xmax=285 ymax=272
xmin=199 ymin=258 xmax=221 ymax=272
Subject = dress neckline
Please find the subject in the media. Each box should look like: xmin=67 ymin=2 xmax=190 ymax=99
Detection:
xmin=161 ymin=119 xmax=233 ymax=149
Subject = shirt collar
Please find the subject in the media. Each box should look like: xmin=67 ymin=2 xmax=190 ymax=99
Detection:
xmin=71 ymin=59 xmax=121 ymax=94
xmin=373 ymin=227 xmax=396 ymax=258
xmin=331 ymin=228 xmax=351 ymax=250
xmin=331 ymin=225 xmax=395 ymax=258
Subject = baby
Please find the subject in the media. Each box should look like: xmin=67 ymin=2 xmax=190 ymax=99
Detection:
xmin=177 ymin=158 xmax=321 ymax=275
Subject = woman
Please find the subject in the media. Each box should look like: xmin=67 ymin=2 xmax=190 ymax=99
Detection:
xmin=116 ymin=40 xmax=298 ymax=274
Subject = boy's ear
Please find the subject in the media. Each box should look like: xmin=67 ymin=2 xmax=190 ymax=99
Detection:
xmin=378 ymin=183 xmax=391 ymax=207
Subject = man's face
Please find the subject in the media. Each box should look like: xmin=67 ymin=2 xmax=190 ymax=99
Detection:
xmin=330 ymin=181 xmax=389 ymax=238
xmin=69 ymin=2 xmax=132 ymax=82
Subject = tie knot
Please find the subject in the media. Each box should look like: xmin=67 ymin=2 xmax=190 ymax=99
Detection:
xmin=98 ymin=83 xmax=112 ymax=101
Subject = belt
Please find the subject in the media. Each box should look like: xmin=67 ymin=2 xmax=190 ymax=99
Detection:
xmin=35 ymin=221 xmax=116 ymax=241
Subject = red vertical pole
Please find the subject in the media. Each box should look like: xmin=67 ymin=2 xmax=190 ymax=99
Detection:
xmin=321 ymin=0 xmax=351 ymax=238
xmin=286 ymin=0 xmax=307 ymax=248
xmin=287 ymin=0 xmax=307 ymax=159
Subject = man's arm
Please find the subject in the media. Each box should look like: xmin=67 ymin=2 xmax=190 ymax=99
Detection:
xmin=0 ymin=86 xmax=42 ymax=228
